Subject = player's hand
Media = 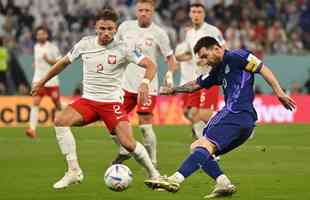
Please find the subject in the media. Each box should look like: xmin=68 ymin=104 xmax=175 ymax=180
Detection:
xmin=164 ymin=71 xmax=173 ymax=88
xmin=277 ymin=94 xmax=296 ymax=111
xmin=159 ymin=86 xmax=174 ymax=95
xmin=138 ymin=82 xmax=149 ymax=105
xmin=31 ymin=81 xmax=44 ymax=96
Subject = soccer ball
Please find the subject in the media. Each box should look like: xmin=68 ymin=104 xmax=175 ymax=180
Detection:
xmin=104 ymin=164 xmax=133 ymax=191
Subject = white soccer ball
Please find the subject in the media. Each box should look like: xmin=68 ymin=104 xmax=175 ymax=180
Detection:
xmin=104 ymin=164 xmax=133 ymax=191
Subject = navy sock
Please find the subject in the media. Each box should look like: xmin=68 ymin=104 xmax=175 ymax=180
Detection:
xmin=178 ymin=147 xmax=223 ymax=180
xmin=201 ymin=157 xmax=223 ymax=180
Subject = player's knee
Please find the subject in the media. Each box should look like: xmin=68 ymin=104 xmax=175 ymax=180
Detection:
xmin=190 ymin=138 xmax=216 ymax=155
xmin=54 ymin=114 xmax=69 ymax=126
xmin=138 ymin=114 xmax=152 ymax=124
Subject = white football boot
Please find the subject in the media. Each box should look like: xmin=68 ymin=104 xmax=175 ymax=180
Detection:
xmin=204 ymin=183 xmax=236 ymax=199
xmin=53 ymin=170 xmax=84 ymax=189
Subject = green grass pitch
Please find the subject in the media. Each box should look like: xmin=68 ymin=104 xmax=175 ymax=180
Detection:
xmin=1 ymin=124 xmax=310 ymax=200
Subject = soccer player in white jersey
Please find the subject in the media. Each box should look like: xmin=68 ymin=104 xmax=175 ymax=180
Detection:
xmin=111 ymin=0 xmax=177 ymax=167
xmin=175 ymin=3 xmax=226 ymax=139
xmin=26 ymin=26 xmax=62 ymax=138
xmin=31 ymin=9 xmax=160 ymax=189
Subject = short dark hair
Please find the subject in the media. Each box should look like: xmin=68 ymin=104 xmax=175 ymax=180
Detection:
xmin=35 ymin=25 xmax=49 ymax=35
xmin=190 ymin=2 xmax=206 ymax=13
xmin=95 ymin=8 xmax=118 ymax=22
xmin=194 ymin=36 xmax=220 ymax=54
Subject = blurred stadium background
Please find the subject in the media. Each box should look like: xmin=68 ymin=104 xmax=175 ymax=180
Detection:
xmin=0 ymin=0 xmax=310 ymax=199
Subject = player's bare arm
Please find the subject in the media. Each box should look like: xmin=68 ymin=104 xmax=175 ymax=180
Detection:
xmin=175 ymin=52 xmax=192 ymax=62
xmin=31 ymin=56 xmax=71 ymax=96
xmin=137 ymin=56 xmax=156 ymax=104
xmin=259 ymin=64 xmax=296 ymax=110
xmin=160 ymin=81 xmax=201 ymax=95
xmin=43 ymin=53 xmax=58 ymax=65
xmin=164 ymin=55 xmax=177 ymax=87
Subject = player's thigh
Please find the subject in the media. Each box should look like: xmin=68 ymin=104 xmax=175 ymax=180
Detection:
xmin=123 ymin=90 xmax=138 ymax=113
xmin=205 ymin=111 xmax=254 ymax=155
xmin=218 ymin=126 xmax=254 ymax=155
xmin=55 ymin=98 xmax=98 ymax=126
xmin=137 ymin=95 xmax=156 ymax=124
xmin=54 ymin=106 xmax=84 ymax=126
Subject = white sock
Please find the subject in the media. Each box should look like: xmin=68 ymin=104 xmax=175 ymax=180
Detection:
xmin=54 ymin=127 xmax=81 ymax=173
xmin=193 ymin=121 xmax=205 ymax=138
xmin=111 ymin=135 xmax=130 ymax=155
xmin=29 ymin=106 xmax=39 ymax=130
xmin=216 ymin=174 xmax=231 ymax=186
xmin=131 ymin=142 xmax=160 ymax=179
xmin=169 ymin=171 xmax=185 ymax=184
xmin=140 ymin=124 xmax=157 ymax=164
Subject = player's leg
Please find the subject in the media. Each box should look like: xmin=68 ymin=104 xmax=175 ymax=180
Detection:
xmin=101 ymin=102 xmax=160 ymax=179
xmin=111 ymin=90 xmax=136 ymax=164
xmin=137 ymin=95 xmax=157 ymax=166
xmin=182 ymin=92 xmax=203 ymax=139
xmin=53 ymin=98 xmax=98 ymax=189
xmin=26 ymin=89 xmax=43 ymax=138
xmin=145 ymin=110 xmax=238 ymax=195
xmin=186 ymin=90 xmax=205 ymax=139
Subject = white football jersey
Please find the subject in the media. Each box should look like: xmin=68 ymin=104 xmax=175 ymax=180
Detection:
xmin=184 ymin=22 xmax=225 ymax=77
xmin=175 ymin=42 xmax=196 ymax=85
xmin=67 ymin=36 xmax=145 ymax=103
xmin=33 ymin=41 xmax=61 ymax=86
xmin=116 ymin=20 xmax=173 ymax=95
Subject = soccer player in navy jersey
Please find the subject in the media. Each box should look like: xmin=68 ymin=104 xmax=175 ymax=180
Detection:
xmin=144 ymin=36 xmax=296 ymax=198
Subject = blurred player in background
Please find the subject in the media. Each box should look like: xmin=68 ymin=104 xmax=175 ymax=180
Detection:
xmin=175 ymin=3 xmax=225 ymax=139
xmin=31 ymin=9 xmax=161 ymax=189
xmin=111 ymin=0 xmax=177 ymax=167
xmin=145 ymin=36 xmax=296 ymax=198
xmin=26 ymin=26 xmax=62 ymax=138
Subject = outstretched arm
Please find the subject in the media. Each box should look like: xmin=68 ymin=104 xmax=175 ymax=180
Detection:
xmin=31 ymin=56 xmax=71 ymax=95
xmin=160 ymin=81 xmax=202 ymax=95
xmin=259 ymin=65 xmax=296 ymax=110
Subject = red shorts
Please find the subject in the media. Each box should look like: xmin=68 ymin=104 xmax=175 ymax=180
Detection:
xmin=123 ymin=90 xmax=156 ymax=114
xmin=182 ymin=86 xmax=219 ymax=110
xmin=37 ymin=86 xmax=60 ymax=103
xmin=69 ymin=97 xmax=129 ymax=132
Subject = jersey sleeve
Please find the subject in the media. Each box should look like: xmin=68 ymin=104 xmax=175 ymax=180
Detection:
xmin=66 ymin=40 xmax=83 ymax=63
xmin=196 ymin=73 xmax=218 ymax=89
xmin=157 ymin=30 xmax=173 ymax=58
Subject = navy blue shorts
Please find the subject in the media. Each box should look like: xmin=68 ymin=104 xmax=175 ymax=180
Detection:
xmin=203 ymin=109 xmax=255 ymax=156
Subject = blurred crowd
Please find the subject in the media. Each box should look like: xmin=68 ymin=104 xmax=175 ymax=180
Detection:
xmin=0 ymin=0 xmax=310 ymax=95
xmin=0 ymin=0 xmax=309 ymax=56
